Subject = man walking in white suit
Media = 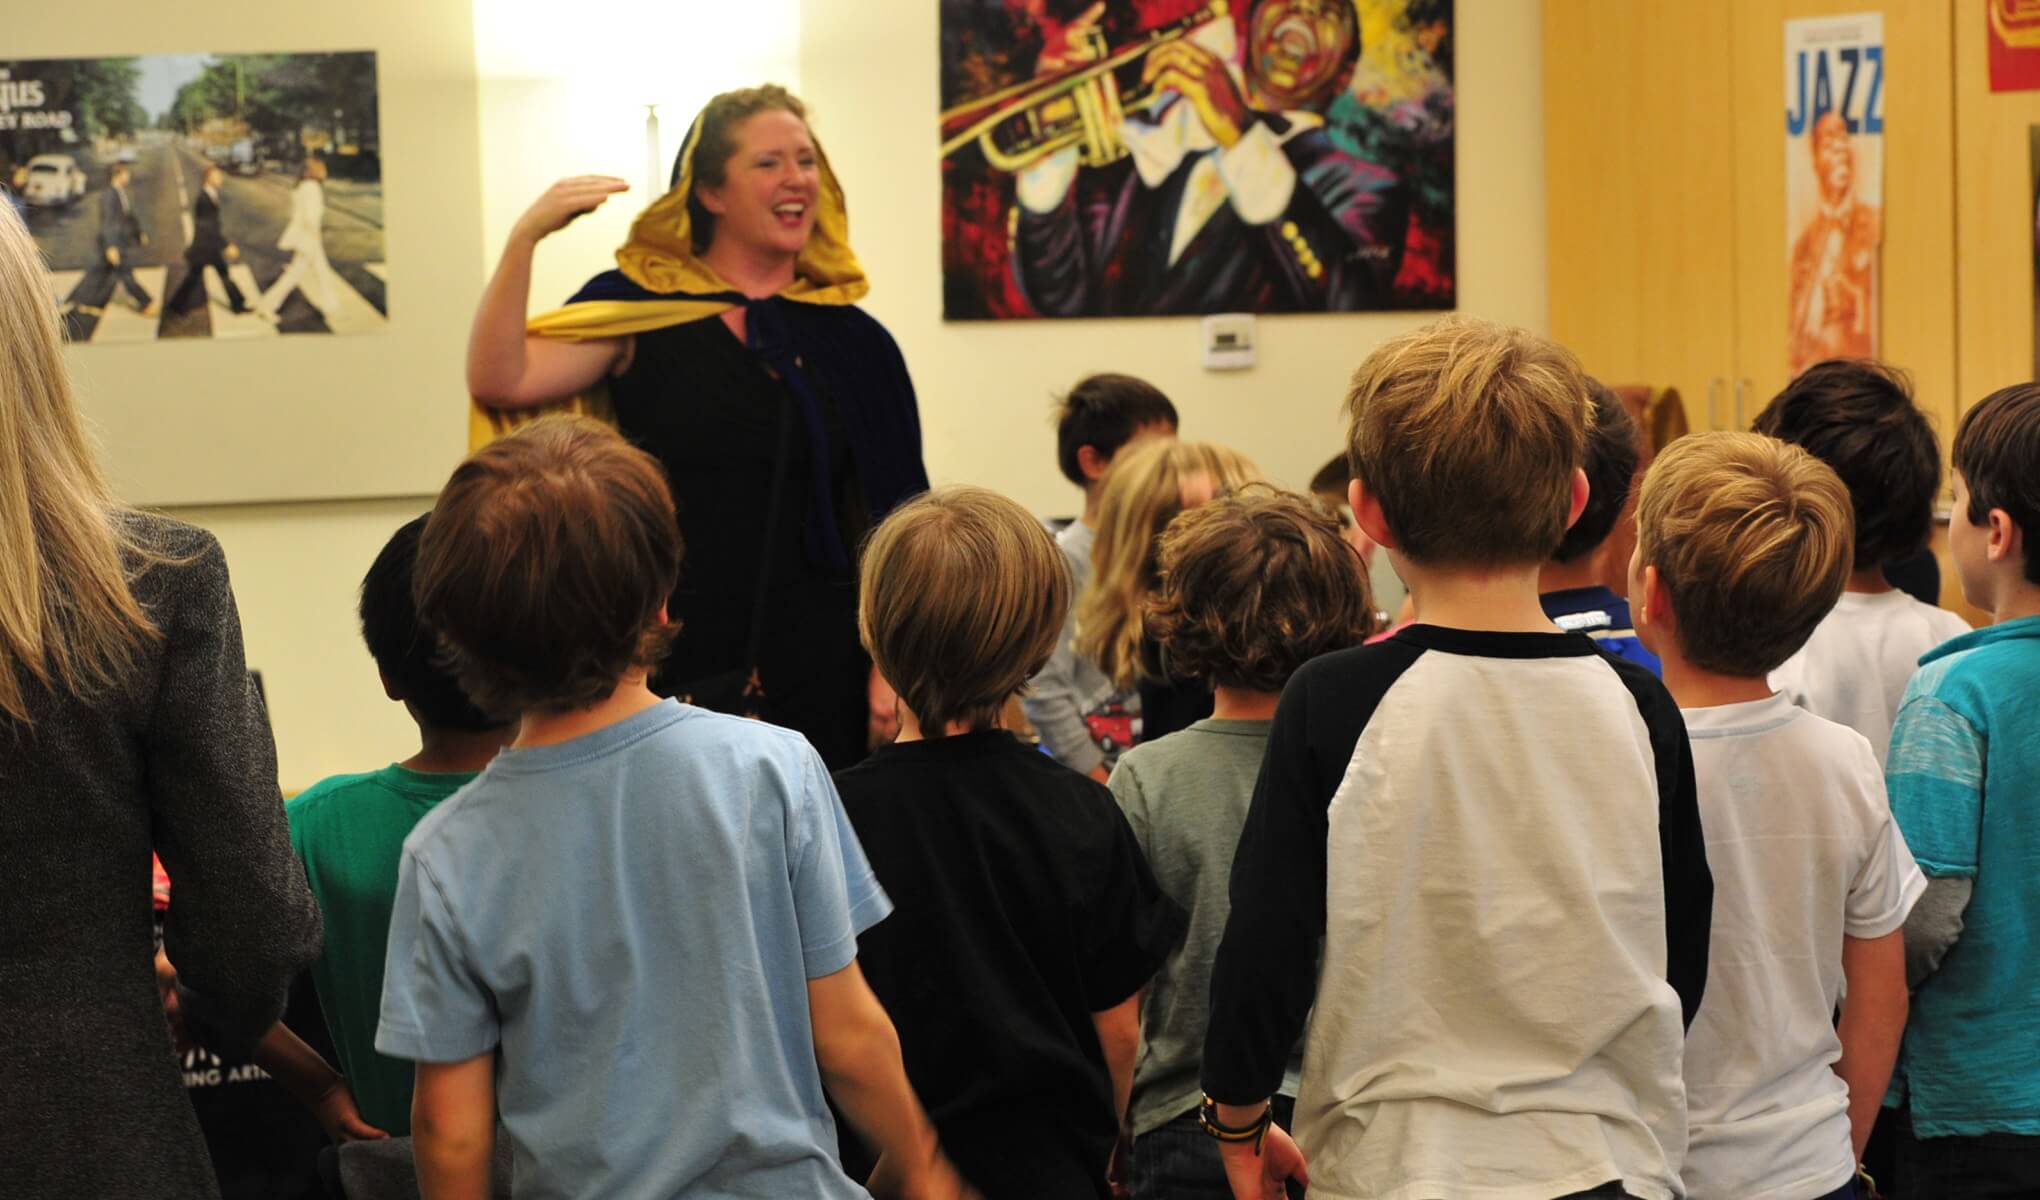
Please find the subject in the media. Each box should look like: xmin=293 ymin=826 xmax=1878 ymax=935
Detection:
xmin=258 ymin=156 xmax=341 ymax=322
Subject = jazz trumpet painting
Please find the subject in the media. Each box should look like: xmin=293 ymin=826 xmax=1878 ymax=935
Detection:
xmin=937 ymin=0 xmax=1454 ymax=320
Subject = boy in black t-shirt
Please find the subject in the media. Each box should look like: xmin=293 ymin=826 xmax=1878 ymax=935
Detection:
xmin=837 ymin=485 xmax=1186 ymax=1199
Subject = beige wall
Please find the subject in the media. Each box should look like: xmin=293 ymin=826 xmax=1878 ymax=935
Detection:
xmin=162 ymin=1 xmax=1549 ymax=789
xmin=170 ymin=498 xmax=434 ymax=790
xmin=25 ymin=0 xmax=483 ymax=507
xmin=800 ymin=0 xmax=1549 ymax=513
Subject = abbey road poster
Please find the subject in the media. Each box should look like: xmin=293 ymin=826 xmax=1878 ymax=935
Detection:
xmin=0 ymin=51 xmax=385 ymax=344
xmin=1784 ymin=14 xmax=1882 ymax=375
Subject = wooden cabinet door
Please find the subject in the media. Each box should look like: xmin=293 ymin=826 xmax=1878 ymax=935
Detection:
xmin=1727 ymin=0 xmax=1958 ymax=436
xmin=1953 ymin=6 xmax=2040 ymax=427
xmin=1545 ymin=0 xmax=1739 ymax=428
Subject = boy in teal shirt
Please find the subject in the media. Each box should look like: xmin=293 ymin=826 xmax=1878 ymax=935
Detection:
xmin=1885 ymin=382 xmax=2040 ymax=1197
xmin=287 ymin=515 xmax=514 ymax=1134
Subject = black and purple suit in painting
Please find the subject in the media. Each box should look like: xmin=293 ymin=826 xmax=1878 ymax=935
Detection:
xmin=1012 ymin=107 xmax=1407 ymax=317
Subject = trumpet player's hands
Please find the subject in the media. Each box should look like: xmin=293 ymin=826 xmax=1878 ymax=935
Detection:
xmin=1038 ymin=2 xmax=1107 ymax=74
xmin=1142 ymin=38 xmax=1250 ymax=148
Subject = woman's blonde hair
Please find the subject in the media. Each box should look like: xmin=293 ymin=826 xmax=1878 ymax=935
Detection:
xmin=0 ymin=204 xmax=161 ymax=725
xmin=1075 ymin=438 xmax=1262 ymax=689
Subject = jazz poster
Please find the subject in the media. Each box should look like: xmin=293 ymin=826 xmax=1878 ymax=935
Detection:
xmin=937 ymin=0 xmax=1455 ymax=320
xmin=0 ymin=51 xmax=385 ymax=345
xmin=1784 ymin=13 xmax=1883 ymax=376
xmin=2029 ymin=126 xmax=2040 ymax=380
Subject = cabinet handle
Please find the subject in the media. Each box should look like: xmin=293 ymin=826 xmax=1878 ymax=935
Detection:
xmin=1734 ymin=378 xmax=1751 ymax=430
xmin=1708 ymin=377 xmax=1725 ymax=429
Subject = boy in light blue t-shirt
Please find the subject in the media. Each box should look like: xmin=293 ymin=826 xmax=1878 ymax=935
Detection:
xmin=1884 ymin=383 xmax=2040 ymax=1198
xmin=375 ymin=420 xmax=966 ymax=1200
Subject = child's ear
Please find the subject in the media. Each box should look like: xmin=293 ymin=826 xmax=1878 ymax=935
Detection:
xmin=1564 ymin=467 xmax=1591 ymax=531
xmin=1636 ymin=563 xmax=1673 ymax=638
xmin=1076 ymin=443 xmax=1111 ymax=484
xmin=1987 ymin=507 xmax=2024 ymax=567
xmin=1349 ymin=478 xmax=1398 ymax=552
xmin=378 ymin=668 xmax=403 ymax=704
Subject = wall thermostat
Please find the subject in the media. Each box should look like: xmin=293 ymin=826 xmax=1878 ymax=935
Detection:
xmin=1201 ymin=313 xmax=1257 ymax=371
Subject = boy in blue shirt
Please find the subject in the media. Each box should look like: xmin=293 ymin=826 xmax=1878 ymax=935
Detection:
xmin=1539 ymin=379 xmax=1660 ymax=674
xmin=376 ymin=419 xmax=965 ymax=1199
xmin=1885 ymin=382 xmax=2040 ymax=1198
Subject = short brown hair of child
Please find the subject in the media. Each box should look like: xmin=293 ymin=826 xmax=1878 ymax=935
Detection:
xmin=1054 ymin=373 xmax=1180 ymax=487
xmin=1752 ymin=358 xmax=1941 ymax=570
xmin=859 ymin=484 xmax=1069 ymax=735
xmin=1146 ymin=486 xmax=1378 ymax=692
xmin=1634 ymin=432 xmax=1854 ymax=677
xmin=414 ymin=418 xmax=681 ymax=718
xmin=1955 ymin=382 xmax=2040 ymax=585
xmin=1553 ymin=379 xmax=1642 ymax=564
xmin=1344 ymin=317 xmax=1592 ymax=566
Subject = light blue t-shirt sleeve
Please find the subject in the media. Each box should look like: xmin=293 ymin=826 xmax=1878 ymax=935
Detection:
xmin=1886 ymin=693 xmax=1986 ymax=880
xmin=791 ymin=745 xmax=891 ymax=979
xmin=375 ymin=847 xmax=500 ymax=1063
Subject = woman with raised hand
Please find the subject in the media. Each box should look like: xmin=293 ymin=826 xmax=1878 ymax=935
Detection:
xmin=467 ymin=84 xmax=927 ymax=768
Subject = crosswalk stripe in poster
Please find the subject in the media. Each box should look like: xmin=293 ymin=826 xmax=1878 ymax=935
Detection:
xmin=1785 ymin=13 xmax=1884 ymax=376
xmin=0 ymin=52 xmax=385 ymax=344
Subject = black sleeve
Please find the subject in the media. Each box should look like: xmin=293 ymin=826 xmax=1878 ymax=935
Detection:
xmin=1013 ymin=187 xmax=1095 ymax=317
xmin=1258 ymin=125 xmax=1408 ymax=311
xmin=1607 ymin=657 xmax=1712 ymax=1030
xmin=1077 ymin=789 xmax=1188 ymax=1011
xmin=97 ymin=191 xmax=119 ymax=250
xmin=149 ymin=534 xmax=324 ymax=1059
xmin=1200 ymin=644 xmax=1400 ymax=1104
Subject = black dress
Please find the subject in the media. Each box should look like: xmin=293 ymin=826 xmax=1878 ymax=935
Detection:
xmin=610 ymin=317 xmax=872 ymax=768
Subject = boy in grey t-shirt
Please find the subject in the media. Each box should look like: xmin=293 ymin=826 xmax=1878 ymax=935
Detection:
xmin=1107 ymin=488 xmax=1375 ymax=1200
xmin=375 ymin=421 xmax=967 ymax=1200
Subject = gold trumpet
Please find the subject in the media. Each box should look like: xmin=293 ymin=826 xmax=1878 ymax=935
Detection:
xmin=939 ymin=1 xmax=1230 ymax=172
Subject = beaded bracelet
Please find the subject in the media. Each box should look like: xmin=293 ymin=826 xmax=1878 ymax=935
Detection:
xmin=1197 ymin=1095 xmax=1273 ymax=1153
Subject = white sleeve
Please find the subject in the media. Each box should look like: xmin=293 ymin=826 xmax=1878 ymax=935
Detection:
xmin=1214 ymin=121 xmax=1297 ymax=227
xmin=1017 ymin=146 xmax=1081 ymax=215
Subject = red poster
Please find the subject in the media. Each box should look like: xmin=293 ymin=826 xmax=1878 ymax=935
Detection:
xmin=1990 ymin=0 xmax=2040 ymax=93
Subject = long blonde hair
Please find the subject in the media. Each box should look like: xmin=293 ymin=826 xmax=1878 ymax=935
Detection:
xmin=1076 ymin=438 xmax=1262 ymax=689
xmin=0 ymin=203 xmax=161 ymax=725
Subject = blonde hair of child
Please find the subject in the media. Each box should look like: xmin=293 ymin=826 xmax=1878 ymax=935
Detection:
xmin=1075 ymin=438 xmax=1263 ymax=690
xmin=1344 ymin=316 xmax=1592 ymax=565
xmin=1634 ymin=431 xmax=1854 ymax=676
xmin=860 ymin=484 xmax=1070 ymax=734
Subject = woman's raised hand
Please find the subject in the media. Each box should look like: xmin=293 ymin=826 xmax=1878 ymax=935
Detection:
xmin=514 ymin=176 xmax=631 ymax=244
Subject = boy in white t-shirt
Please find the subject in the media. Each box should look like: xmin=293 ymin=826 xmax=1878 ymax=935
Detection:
xmin=1632 ymin=432 xmax=1925 ymax=1200
xmin=1757 ymin=360 xmax=1970 ymax=761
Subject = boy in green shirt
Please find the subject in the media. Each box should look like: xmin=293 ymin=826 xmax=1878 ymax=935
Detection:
xmin=286 ymin=515 xmax=515 ymax=1134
